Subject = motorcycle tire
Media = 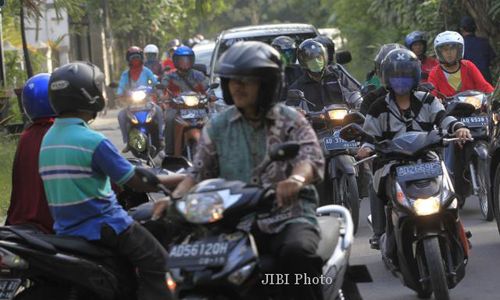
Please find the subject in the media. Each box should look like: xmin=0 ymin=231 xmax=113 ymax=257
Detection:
xmin=423 ymin=237 xmax=450 ymax=300
xmin=476 ymin=156 xmax=494 ymax=221
xmin=334 ymin=174 xmax=360 ymax=234
xmin=492 ymin=163 xmax=500 ymax=235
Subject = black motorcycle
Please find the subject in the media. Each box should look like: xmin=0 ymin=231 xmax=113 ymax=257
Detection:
xmin=444 ymin=90 xmax=493 ymax=220
xmin=286 ymin=89 xmax=364 ymax=233
xmin=341 ymin=122 xmax=469 ymax=300
xmin=162 ymin=142 xmax=370 ymax=299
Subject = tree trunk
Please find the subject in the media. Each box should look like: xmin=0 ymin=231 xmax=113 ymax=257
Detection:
xmin=461 ymin=0 xmax=499 ymax=39
xmin=20 ymin=0 xmax=33 ymax=78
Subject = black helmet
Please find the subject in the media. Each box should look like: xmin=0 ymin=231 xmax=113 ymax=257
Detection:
xmin=271 ymin=36 xmax=297 ymax=66
xmin=405 ymin=31 xmax=427 ymax=51
xmin=297 ymin=39 xmax=328 ymax=74
xmin=214 ymin=41 xmax=283 ymax=111
xmin=126 ymin=46 xmax=144 ymax=63
xmin=374 ymin=43 xmax=405 ymax=77
xmin=381 ymin=48 xmax=421 ymax=95
xmin=313 ymin=35 xmax=335 ymax=64
xmin=49 ymin=62 xmax=106 ymax=114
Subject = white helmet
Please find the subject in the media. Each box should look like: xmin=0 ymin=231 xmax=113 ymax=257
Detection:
xmin=144 ymin=44 xmax=159 ymax=54
xmin=433 ymin=31 xmax=464 ymax=65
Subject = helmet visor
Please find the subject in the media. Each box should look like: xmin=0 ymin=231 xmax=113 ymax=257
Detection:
xmin=436 ymin=43 xmax=463 ymax=64
xmin=305 ymin=57 xmax=325 ymax=73
xmin=175 ymin=56 xmax=194 ymax=70
xmin=281 ymin=49 xmax=297 ymax=65
xmin=145 ymin=53 xmax=157 ymax=61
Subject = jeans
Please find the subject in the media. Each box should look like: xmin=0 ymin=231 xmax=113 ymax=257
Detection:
xmin=253 ymin=223 xmax=323 ymax=300
xmin=94 ymin=222 xmax=172 ymax=300
xmin=118 ymin=104 xmax=164 ymax=144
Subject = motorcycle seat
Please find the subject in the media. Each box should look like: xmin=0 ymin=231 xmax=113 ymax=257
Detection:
xmin=36 ymin=235 xmax=115 ymax=258
xmin=316 ymin=215 xmax=340 ymax=262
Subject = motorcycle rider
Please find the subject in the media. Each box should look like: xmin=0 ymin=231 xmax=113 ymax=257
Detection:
xmin=153 ymin=41 xmax=325 ymax=300
xmin=271 ymin=35 xmax=303 ymax=92
xmin=116 ymin=46 xmax=164 ymax=153
xmin=162 ymin=38 xmax=181 ymax=73
xmin=144 ymin=44 xmax=163 ymax=77
xmin=356 ymin=48 xmax=471 ymax=250
xmin=427 ymin=30 xmax=494 ymax=204
xmin=161 ymin=45 xmax=209 ymax=155
xmin=288 ymin=39 xmax=362 ymax=111
xmin=405 ymin=31 xmax=439 ymax=82
xmin=40 ymin=62 xmax=184 ymax=300
xmin=6 ymin=73 xmax=55 ymax=233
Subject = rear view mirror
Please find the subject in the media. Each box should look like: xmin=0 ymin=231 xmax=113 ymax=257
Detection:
xmin=340 ymin=123 xmax=372 ymax=142
xmin=336 ymin=51 xmax=352 ymax=65
xmin=161 ymin=156 xmax=192 ymax=172
xmin=287 ymin=89 xmax=305 ymax=100
xmin=270 ymin=142 xmax=300 ymax=162
xmin=209 ymin=83 xmax=220 ymax=90
xmin=342 ymin=112 xmax=365 ymax=127
xmin=446 ymin=102 xmax=476 ymax=118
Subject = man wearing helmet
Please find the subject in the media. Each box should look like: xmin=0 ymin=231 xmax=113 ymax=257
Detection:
xmin=6 ymin=73 xmax=55 ymax=233
xmin=161 ymin=45 xmax=209 ymax=155
xmin=40 ymin=62 xmax=184 ymax=300
xmin=357 ymin=48 xmax=471 ymax=250
xmin=405 ymin=31 xmax=439 ymax=82
xmin=116 ymin=46 xmax=163 ymax=153
xmin=271 ymin=35 xmax=303 ymax=91
xmin=144 ymin=44 xmax=163 ymax=77
xmin=288 ymin=39 xmax=362 ymax=112
xmin=153 ymin=41 xmax=325 ymax=300
xmin=428 ymin=30 xmax=494 ymax=205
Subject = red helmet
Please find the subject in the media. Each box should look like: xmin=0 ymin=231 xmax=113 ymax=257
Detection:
xmin=126 ymin=46 xmax=144 ymax=62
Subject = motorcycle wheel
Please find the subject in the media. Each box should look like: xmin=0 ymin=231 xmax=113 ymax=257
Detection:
xmin=476 ymin=157 xmax=494 ymax=221
xmin=423 ymin=237 xmax=450 ymax=300
xmin=493 ymin=163 xmax=500 ymax=235
xmin=335 ymin=174 xmax=360 ymax=234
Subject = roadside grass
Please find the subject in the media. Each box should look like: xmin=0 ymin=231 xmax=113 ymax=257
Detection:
xmin=0 ymin=134 xmax=17 ymax=217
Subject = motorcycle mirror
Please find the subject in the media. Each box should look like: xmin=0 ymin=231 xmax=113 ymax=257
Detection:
xmin=193 ymin=63 xmax=208 ymax=76
xmin=446 ymin=102 xmax=476 ymax=118
xmin=417 ymin=82 xmax=435 ymax=92
xmin=335 ymin=51 xmax=352 ymax=65
xmin=161 ymin=156 xmax=193 ymax=172
xmin=339 ymin=123 xmax=372 ymax=142
xmin=342 ymin=112 xmax=365 ymax=126
xmin=135 ymin=167 xmax=160 ymax=186
xmin=109 ymin=82 xmax=118 ymax=88
xmin=209 ymin=83 xmax=220 ymax=90
xmin=269 ymin=142 xmax=300 ymax=162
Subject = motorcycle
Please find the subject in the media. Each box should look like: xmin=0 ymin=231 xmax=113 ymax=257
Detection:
xmin=444 ymin=90 xmax=493 ymax=220
xmin=340 ymin=121 xmax=470 ymax=300
xmin=286 ymin=89 xmax=364 ymax=233
xmin=125 ymin=86 xmax=162 ymax=166
xmin=161 ymin=142 xmax=371 ymax=299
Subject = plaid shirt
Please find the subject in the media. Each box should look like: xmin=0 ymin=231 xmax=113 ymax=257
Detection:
xmin=188 ymin=103 xmax=325 ymax=233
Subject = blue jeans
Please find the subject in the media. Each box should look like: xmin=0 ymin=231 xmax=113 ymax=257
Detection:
xmin=118 ymin=103 xmax=164 ymax=144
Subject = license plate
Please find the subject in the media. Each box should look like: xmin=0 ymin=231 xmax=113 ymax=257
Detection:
xmin=460 ymin=116 xmax=488 ymax=128
xmin=396 ymin=161 xmax=443 ymax=182
xmin=180 ymin=109 xmax=207 ymax=119
xmin=0 ymin=279 xmax=21 ymax=300
xmin=168 ymin=240 xmax=229 ymax=268
xmin=323 ymin=130 xmax=359 ymax=151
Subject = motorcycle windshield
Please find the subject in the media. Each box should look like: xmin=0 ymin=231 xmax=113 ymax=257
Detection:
xmin=377 ymin=131 xmax=442 ymax=157
xmin=133 ymin=110 xmax=149 ymax=124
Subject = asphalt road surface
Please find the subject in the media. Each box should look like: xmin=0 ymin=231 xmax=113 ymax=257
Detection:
xmin=93 ymin=109 xmax=500 ymax=300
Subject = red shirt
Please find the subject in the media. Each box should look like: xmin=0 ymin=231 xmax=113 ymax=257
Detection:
xmin=421 ymin=56 xmax=439 ymax=82
xmin=6 ymin=118 xmax=54 ymax=233
xmin=428 ymin=59 xmax=494 ymax=98
xmin=162 ymin=59 xmax=176 ymax=73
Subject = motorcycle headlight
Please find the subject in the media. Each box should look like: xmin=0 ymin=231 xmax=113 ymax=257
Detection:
xmin=182 ymin=95 xmax=199 ymax=107
xmin=177 ymin=193 xmax=225 ymax=224
xmin=327 ymin=109 xmax=348 ymax=121
xmin=413 ymin=196 xmax=440 ymax=216
xmin=462 ymin=95 xmax=482 ymax=109
xmin=131 ymin=90 xmax=147 ymax=102
xmin=128 ymin=129 xmax=147 ymax=152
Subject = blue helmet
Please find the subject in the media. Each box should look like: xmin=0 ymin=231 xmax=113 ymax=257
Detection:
xmin=173 ymin=46 xmax=195 ymax=71
xmin=22 ymin=73 xmax=56 ymax=120
xmin=404 ymin=31 xmax=427 ymax=50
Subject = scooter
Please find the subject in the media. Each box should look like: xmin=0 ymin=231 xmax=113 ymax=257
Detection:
xmin=161 ymin=142 xmax=371 ymax=299
xmin=340 ymin=121 xmax=470 ymax=300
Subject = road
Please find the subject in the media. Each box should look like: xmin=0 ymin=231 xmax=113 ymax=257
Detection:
xmin=92 ymin=109 xmax=500 ymax=300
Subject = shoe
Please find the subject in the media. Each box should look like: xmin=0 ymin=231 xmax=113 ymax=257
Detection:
xmin=121 ymin=145 xmax=130 ymax=153
xmin=369 ymin=234 xmax=382 ymax=250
